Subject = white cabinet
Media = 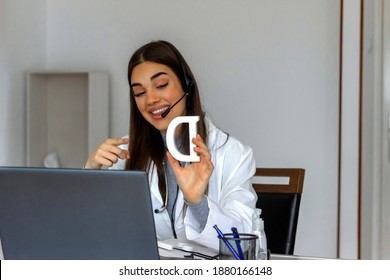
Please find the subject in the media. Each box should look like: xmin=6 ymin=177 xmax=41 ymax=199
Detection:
xmin=26 ymin=72 xmax=109 ymax=168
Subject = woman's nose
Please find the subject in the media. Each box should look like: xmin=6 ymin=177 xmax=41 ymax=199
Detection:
xmin=146 ymin=89 xmax=161 ymax=105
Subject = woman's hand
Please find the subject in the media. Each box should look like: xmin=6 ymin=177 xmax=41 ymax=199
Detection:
xmin=166 ymin=134 xmax=214 ymax=204
xmin=84 ymin=138 xmax=130 ymax=169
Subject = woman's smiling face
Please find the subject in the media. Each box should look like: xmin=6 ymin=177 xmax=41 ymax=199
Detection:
xmin=131 ymin=61 xmax=186 ymax=133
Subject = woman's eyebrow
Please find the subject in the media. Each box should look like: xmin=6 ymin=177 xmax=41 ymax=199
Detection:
xmin=131 ymin=72 xmax=168 ymax=88
xmin=130 ymin=82 xmax=142 ymax=87
xmin=150 ymin=72 xmax=168 ymax=81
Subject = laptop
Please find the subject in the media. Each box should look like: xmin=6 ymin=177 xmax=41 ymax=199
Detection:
xmin=0 ymin=167 xmax=159 ymax=260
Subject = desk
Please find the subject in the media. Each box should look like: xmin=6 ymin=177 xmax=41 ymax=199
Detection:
xmin=270 ymin=254 xmax=331 ymax=260
xmin=0 ymin=237 xmax=328 ymax=260
xmin=158 ymin=239 xmax=328 ymax=260
xmin=158 ymin=239 xmax=219 ymax=260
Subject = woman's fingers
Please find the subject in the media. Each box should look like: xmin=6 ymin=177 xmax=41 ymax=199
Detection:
xmin=165 ymin=134 xmax=214 ymax=204
xmin=85 ymin=138 xmax=129 ymax=169
xmin=166 ymin=151 xmax=181 ymax=171
xmin=100 ymin=141 xmax=130 ymax=160
xmin=192 ymin=134 xmax=212 ymax=162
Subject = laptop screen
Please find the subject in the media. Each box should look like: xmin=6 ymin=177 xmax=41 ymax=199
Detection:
xmin=0 ymin=167 xmax=159 ymax=260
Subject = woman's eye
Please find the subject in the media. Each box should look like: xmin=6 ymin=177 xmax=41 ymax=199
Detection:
xmin=157 ymin=83 xmax=168 ymax=89
xmin=133 ymin=91 xmax=145 ymax=97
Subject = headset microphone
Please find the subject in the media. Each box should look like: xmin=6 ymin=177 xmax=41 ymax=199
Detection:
xmin=161 ymin=81 xmax=194 ymax=119
xmin=161 ymin=92 xmax=188 ymax=118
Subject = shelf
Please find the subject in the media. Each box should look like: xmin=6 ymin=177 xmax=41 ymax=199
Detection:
xmin=26 ymin=72 xmax=109 ymax=168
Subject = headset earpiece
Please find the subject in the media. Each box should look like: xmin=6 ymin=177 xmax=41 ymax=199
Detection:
xmin=176 ymin=52 xmax=194 ymax=94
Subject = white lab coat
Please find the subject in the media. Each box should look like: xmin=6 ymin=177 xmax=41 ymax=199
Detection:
xmin=110 ymin=117 xmax=257 ymax=251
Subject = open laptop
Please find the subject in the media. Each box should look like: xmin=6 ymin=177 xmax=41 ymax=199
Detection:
xmin=0 ymin=167 xmax=159 ymax=260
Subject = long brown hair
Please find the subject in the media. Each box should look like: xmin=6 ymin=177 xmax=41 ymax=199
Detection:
xmin=125 ymin=40 xmax=207 ymax=200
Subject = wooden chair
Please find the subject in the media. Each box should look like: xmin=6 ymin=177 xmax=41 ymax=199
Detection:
xmin=253 ymin=168 xmax=305 ymax=255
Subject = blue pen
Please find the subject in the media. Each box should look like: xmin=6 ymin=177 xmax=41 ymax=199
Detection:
xmin=231 ymin=227 xmax=245 ymax=260
xmin=213 ymin=225 xmax=242 ymax=260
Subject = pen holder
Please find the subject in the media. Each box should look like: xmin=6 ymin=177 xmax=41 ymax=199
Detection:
xmin=218 ymin=233 xmax=258 ymax=260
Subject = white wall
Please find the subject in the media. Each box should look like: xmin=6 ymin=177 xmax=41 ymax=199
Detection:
xmin=379 ymin=0 xmax=390 ymax=259
xmin=339 ymin=0 xmax=361 ymax=259
xmin=361 ymin=0 xmax=390 ymax=260
xmin=361 ymin=0 xmax=383 ymax=260
xmin=0 ymin=0 xmax=47 ymax=166
xmin=1 ymin=0 xmax=352 ymax=258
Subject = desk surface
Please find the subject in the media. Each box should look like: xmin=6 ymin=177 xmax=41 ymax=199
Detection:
xmin=1 ymin=237 xmax=328 ymax=260
xmin=270 ymin=253 xmax=331 ymax=260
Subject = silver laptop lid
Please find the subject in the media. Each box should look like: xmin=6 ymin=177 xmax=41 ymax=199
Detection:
xmin=0 ymin=167 xmax=159 ymax=260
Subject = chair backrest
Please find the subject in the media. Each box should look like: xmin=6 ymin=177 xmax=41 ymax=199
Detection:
xmin=253 ymin=168 xmax=305 ymax=255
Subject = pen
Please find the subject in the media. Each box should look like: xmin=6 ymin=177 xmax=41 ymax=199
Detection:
xmin=231 ymin=227 xmax=245 ymax=260
xmin=213 ymin=225 xmax=242 ymax=260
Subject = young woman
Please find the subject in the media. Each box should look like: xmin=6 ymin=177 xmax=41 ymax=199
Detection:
xmin=84 ymin=40 xmax=257 ymax=251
